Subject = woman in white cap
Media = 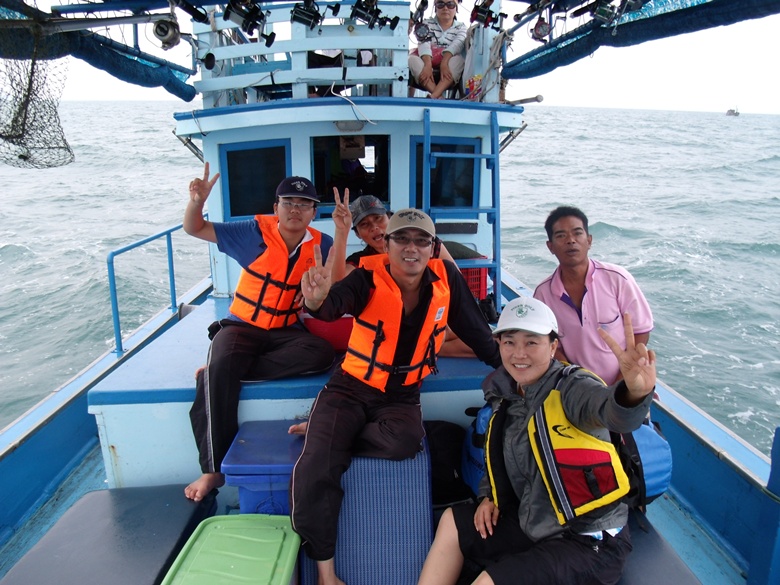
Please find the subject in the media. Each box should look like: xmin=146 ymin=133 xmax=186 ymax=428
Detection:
xmin=418 ymin=297 xmax=657 ymax=585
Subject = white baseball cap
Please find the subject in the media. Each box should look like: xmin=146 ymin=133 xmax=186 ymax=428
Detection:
xmin=493 ymin=297 xmax=558 ymax=336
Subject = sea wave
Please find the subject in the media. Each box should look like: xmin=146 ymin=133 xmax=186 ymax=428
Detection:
xmin=1 ymin=103 xmax=779 ymax=454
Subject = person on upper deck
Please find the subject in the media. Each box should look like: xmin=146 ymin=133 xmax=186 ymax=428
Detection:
xmin=289 ymin=208 xmax=501 ymax=585
xmin=408 ymin=0 xmax=467 ymax=99
xmin=417 ymin=297 xmax=657 ymax=585
xmin=533 ymin=206 xmax=653 ymax=385
xmin=182 ymin=164 xmax=336 ymax=502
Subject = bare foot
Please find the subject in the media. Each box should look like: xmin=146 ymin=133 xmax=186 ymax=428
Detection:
xmin=184 ymin=472 xmax=224 ymax=501
xmin=317 ymin=559 xmax=346 ymax=585
xmin=288 ymin=421 xmax=308 ymax=435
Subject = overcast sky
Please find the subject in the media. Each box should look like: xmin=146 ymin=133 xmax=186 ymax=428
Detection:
xmin=59 ymin=8 xmax=780 ymax=115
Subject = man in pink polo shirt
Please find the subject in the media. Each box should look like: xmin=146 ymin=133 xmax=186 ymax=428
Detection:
xmin=534 ymin=206 xmax=653 ymax=384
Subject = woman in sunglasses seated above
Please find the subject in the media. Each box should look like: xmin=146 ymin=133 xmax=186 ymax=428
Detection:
xmin=408 ymin=0 xmax=467 ymax=99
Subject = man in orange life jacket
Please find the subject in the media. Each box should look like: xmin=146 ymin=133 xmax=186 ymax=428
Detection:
xmin=183 ymin=163 xmax=335 ymax=502
xmin=288 ymin=209 xmax=501 ymax=585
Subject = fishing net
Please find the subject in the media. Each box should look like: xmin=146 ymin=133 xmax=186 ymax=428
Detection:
xmin=0 ymin=5 xmax=74 ymax=169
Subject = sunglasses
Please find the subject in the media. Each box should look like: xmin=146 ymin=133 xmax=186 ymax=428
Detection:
xmin=435 ymin=1 xmax=457 ymax=8
xmin=387 ymin=234 xmax=434 ymax=248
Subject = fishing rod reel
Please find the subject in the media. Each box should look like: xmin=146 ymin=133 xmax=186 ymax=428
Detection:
xmin=290 ymin=0 xmax=341 ymax=31
xmin=410 ymin=0 xmax=433 ymax=42
xmin=470 ymin=0 xmax=506 ymax=31
xmin=153 ymin=17 xmax=181 ymax=49
xmin=570 ymin=0 xmax=616 ymax=24
xmin=153 ymin=0 xmax=191 ymax=50
xmin=224 ymin=0 xmax=276 ymax=46
xmin=530 ymin=15 xmax=549 ymax=42
xmin=351 ymin=0 xmax=400 ymax=30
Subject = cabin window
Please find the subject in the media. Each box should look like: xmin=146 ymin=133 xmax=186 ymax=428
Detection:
xmin=312 ymin=135 xmax=390 ymax=207
xmin=220 ymin=140 xmax=290 ymax=218
xmin=411 ymin=137 xmax=479 ymax=208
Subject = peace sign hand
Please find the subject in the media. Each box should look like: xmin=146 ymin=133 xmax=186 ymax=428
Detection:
xmin=301 ymin=244 xmax=336 ymax=312
xmin=598 ymin=313 xmax=657 ymax=404
xmin=189 ymin=162 xmax=220 ymax=206
xmin=332 ymin=187 xmax=352 ymax=234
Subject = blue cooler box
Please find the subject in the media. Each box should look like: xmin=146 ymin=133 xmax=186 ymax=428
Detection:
xmin=222 ymin=420 xmax=304 ymax=515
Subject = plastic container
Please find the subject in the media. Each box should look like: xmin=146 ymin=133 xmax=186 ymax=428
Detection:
xmin=461 ymin=267 xmax=488 ymax=299
xmin=221 ymin=420 xmax=304 ymax=515
xmin=161 ymin=514 xmax=300 ymax=585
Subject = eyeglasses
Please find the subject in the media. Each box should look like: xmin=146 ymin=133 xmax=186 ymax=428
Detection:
xmin=388 ymin=234 xmax=434 ymax=248
xmin=435 ymin=2 xmax=457 ymax=8
xmin=279 ymin=200 xmax=315 ymax=211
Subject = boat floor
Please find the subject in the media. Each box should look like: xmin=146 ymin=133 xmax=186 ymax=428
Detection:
xmin=0 ymin=295 xmax=746 ymax=584
xmin=1 ymin=448 xmax=745 ymax=584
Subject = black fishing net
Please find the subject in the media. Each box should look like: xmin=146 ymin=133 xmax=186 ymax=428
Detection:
xmin=0 ymin=5 xmax=74 ymax=169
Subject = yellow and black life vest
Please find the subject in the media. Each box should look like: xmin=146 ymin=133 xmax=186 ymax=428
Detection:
xmin=485 ymin=367 xmax=629 ymax=524
xmin=342 ymin=255 xmax=450 ymax=391
xmin=230 ymin=215 xmax=321 ymax=329
xmin=528 ymin=388 xmax=630 ymax=524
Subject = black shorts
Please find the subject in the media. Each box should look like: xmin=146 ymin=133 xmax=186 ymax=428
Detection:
xmin=452 ymin=502 xmax=632 ymax=585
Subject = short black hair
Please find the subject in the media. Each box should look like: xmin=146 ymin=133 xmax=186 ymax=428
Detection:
xmin=544 ymin=206 xmax=589 ymax=241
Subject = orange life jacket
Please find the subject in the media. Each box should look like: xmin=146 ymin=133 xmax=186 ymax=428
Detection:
xmin=342 ymin=255 xmax=450 ymax=390
xmin=230 ymin=215 xmax=321 ymax=329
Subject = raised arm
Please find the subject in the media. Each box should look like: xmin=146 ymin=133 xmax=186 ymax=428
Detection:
xmin=184 ymin=162 xmax=220 ymax=243
xmin=301 ymin=244 xmax=337 ymax=312
xmin=330 ymin=187 xmax=352 ymax=282
xmin=598 ymin=313 xmax=657 ymax=406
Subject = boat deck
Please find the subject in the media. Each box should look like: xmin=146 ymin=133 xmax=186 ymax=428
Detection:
xmin=2 ymin=294 xmax=747 ymax=584
xmin=88 ymin=296 xmax=495 ymax=407
xmin=82 ymin=297 xmax=748 ymax=584
xmin=86 ymin=297 xmax=494 ymax=489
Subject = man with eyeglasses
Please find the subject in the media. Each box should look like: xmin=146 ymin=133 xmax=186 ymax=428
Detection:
xmin=182 ymin=164 xmax=336 ymax=502
xmin=408 ymin=0 xmax=467 ymax=99
xmin=289 ymin=208 xmax=500 ymax=585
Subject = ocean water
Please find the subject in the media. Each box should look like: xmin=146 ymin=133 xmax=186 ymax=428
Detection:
xmin=1 ymin=102 xmax=778 ymax=456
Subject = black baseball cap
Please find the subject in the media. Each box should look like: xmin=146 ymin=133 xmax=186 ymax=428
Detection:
xmin=276 ymin=176 xmax=320 ymax=202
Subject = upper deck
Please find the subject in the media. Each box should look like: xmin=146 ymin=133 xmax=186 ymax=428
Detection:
xmin=187 ymin=0 xmax=507 ymax=105
xmin=173 ymin=0 xmax=526 ymax=304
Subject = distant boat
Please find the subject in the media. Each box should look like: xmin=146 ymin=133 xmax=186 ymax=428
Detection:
xmin=727 ymin=107 xmax=740 ymax=116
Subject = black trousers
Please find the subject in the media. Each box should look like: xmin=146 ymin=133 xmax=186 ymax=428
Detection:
xmin=289 ymin=370 xmax=425 ymax=560
xmin=452 ymin=502 xmax=632 ymax=585
xmin=189 ymin=319 xmax=334 ymax=473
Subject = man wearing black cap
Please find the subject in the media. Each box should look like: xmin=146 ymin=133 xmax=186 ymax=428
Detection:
xmin=182 ymin=163 xmax=336 ymax=502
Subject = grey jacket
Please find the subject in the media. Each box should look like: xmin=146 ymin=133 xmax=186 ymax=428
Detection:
xmin=478 ymin=360 xmax=653 ymax=542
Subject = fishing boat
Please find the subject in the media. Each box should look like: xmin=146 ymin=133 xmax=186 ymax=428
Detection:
xmin=726 ymin=108 xmax=740 ymax=116
xmin=1 ymin=0 xmax=779 ymax=583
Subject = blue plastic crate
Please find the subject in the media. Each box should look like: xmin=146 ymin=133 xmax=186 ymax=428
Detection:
xmin=221 ymin=420 xmax=304 ymax=515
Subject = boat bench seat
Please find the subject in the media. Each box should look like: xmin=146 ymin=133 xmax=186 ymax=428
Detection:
xmin=0 ymin=485 xmax=216 ymax=585
xmin=618 ymin=508 xmax=701 ymax=584
xmin=88 ymin=296 xmax=494 ymax=407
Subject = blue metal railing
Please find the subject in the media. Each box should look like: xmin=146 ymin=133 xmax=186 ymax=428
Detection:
xmin=106 ymin=222 xmax=185 ymax=355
